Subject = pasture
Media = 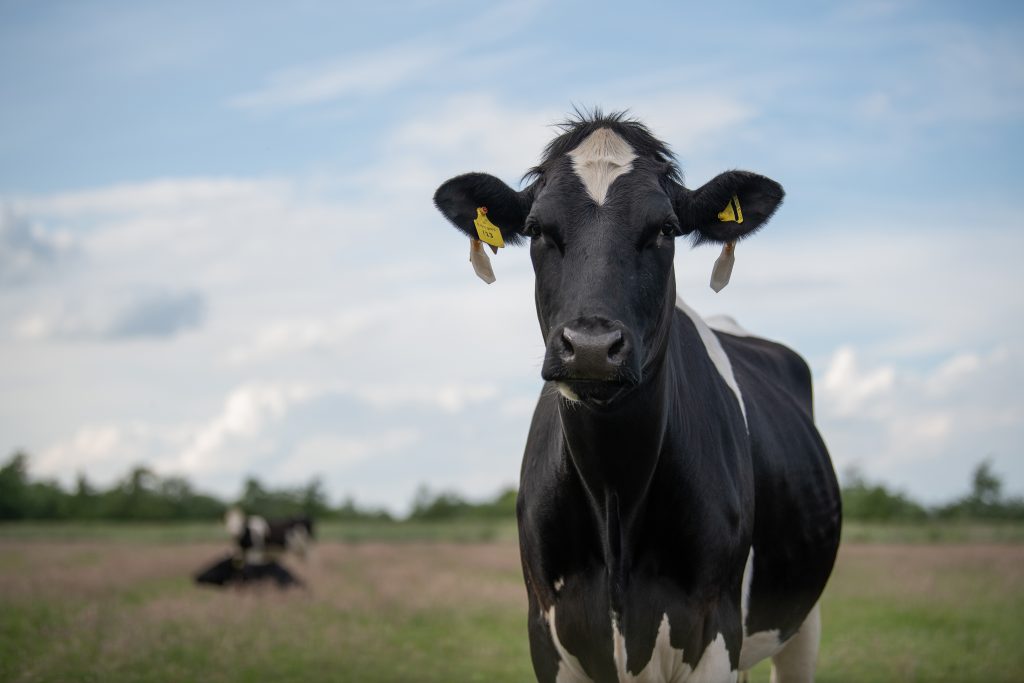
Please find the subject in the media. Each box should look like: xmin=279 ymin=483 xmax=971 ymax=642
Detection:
xmin=1 ymin=523 xmax=1022 ymax=682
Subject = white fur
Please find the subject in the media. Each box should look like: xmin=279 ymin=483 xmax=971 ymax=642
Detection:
xmin=555 ymin=576 xmax=566 ymax=592
xmin=704 ymin=315 xmax=754 ymax=338
xmin=738 ymin=547 xmax=784 ymax=671
xmin=674 ymin=297 xmax=747 ymax=427
xmin=568 ymin=128 xmax=637 ymax=205
xmin=225 ymin=507 xmax=245 ymax=537
xmin=245 ymin=515 xmax=269 ymax=563
xmin=546 ymin=606 xmax=592 ymax=683
xmin=769 ymin=604 xmax=820 ymax=683
xmin=611 ymin=613 xmax=688 ymax=682
xmin=548 ymin=605 xmax=740 ymax=683
xmin=741 ymin=548 xmax=754 ymax=628
xmin=689 ymin=634 xmax=735 ymax=683
xmin=557 ymin=382 xmax=581 ymax=401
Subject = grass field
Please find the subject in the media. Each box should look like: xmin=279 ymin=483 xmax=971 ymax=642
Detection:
xmin=1 ymin=523 xmax=1022 ymax=682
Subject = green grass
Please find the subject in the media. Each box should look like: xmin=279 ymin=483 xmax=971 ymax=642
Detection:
xmin=1 ymin=524 xmax=1023 ymax=682
xmin=0 ymin=519 xmax=519 ymax=544
xmin=841 ymin=519 xmax=1024 ymax=544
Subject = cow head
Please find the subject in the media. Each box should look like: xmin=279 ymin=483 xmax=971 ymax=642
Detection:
xmin=434 ymin=113 xmax=784 ymax=406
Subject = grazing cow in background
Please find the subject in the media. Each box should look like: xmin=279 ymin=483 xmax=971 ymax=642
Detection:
xmin=434 ymin=112 xmax=841 ymax=682
xmin=225 ymin=507 xmax=315 ymax=563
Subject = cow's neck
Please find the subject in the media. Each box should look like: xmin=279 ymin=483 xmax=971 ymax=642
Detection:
xmin=556 ymin=283 xmax=678 ymax=600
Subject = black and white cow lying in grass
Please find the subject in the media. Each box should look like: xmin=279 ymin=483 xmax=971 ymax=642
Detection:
xmin=434 ymin=111 xmax=841 ymax=683
xmin=194 ymin=554 xmax=304 ymax=589
xmin=224 ymin=507 xmax=315 ymax=564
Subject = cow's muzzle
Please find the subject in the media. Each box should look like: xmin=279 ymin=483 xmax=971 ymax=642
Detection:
xmin=542 ymin=318 xmax=640 ymax=402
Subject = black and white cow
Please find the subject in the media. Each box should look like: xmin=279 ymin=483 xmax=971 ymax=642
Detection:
xmin=433 ymin=112 xmax=841 ymax=683
xmin=225 ymin=507 xmax=315 ymax=563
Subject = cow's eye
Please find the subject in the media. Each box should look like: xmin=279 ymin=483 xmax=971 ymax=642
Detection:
xmin=523 ymin=219 xmax=542 ymax=238
xmin=660 ymin=218 xmax=681 ymax=237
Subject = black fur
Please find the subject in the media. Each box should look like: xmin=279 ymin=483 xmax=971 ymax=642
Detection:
xmin=433 ymin=110 xmax=839 ymax=682
xmin=194 ymin=555 xmax=304 ymax=589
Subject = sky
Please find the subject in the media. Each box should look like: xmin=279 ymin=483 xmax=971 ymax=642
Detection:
xmin=1 ymin=0 xmax=1022 ymax=513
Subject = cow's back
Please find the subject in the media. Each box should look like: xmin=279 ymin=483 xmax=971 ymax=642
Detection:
xmin=714 ymin=327 xmax=842 ymax=642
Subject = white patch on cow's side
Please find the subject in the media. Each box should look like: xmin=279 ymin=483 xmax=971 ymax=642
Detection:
xmin=704 ymin=315 xmax=754 ymax=338
xmin=688 ymin=634 xmax=735 ymax=683
xmin=568 ymin=128 xmax=637 ymax=205
xmin=611 ymin=613 xmax=688 ymax=682
xmin=555 ymin=576 xmax=566 ymax=592
xmin=225 ymin=507 xmax=245 ymax=537
xmin=675 ymin=297 xmax=748 ymax=427
xmin=546 ymin=606 xmax=593 ymax=683
xmin=245 ymin=515 xmax=270 ymax=563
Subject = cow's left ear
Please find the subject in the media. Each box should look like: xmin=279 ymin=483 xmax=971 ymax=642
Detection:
xmin=674 ymin=171 xmax=784 ymax=244
xmin=433 ymin=172 xmax=535 ymax=246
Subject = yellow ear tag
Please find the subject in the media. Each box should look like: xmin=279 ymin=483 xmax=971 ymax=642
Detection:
xmin=469 ymin=238 xmax=496 ymax=284
xmin=717 ymin=194 xmax=744 ymax=223
xmin=473 ymin=207 xmax=505 ymax=248
xmin=710 ymin=241 xmax=736 ymax=293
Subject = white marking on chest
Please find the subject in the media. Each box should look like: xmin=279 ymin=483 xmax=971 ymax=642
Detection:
xmin=568 ymin=128 xmax=637 ymax=205
xmin=554 ymin=576 xmax=566 ymax=592
xmin=675 ymin=296 xmax=748 ymax=428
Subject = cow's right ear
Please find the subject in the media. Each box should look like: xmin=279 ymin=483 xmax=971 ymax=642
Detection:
xmin=433 ymin=173 xmax=534 ymax=246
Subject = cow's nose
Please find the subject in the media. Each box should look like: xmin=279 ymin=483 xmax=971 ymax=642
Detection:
xmin=546 ymin=319 xmax=632 ymax=381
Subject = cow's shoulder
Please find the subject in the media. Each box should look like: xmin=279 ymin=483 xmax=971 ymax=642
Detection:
xmin=705 ymin=317 xmax=814 ymax=419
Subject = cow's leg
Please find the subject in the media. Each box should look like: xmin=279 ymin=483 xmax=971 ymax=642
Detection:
xmin=769 ymin=603 xmax=820 ymax=683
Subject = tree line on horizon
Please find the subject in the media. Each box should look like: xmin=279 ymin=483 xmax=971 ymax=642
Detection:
xmin=0 ymin=450 xmax=1021 ymax=523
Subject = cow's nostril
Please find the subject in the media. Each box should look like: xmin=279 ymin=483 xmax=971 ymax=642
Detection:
xmin=560 ymin=328 xmax=575 ymax=360
xmin=607 ymin=331 xmax=625 ymax=362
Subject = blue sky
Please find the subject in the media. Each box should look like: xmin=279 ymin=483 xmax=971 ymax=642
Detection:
xmin=2 ymin=0 xmax=1022 ymax=511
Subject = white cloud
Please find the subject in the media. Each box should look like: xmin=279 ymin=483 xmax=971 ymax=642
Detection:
xmin=226 ymin=0 xmax=545 ymax=113
xmin=14 ymin=178 xmax=291 ymax=217
xmin=226 ymin=310 xmax=387 ymax=364
xmin=173 ymin=382 xmax=318 ymax=475
xmin=14 ymin=288 xmax=205 ymax=341
xmin=821 ymin=346 xmax=895 ymax=417
xmin=352 ymin=382 xmax=500 ymax=414
xmin=816 ymin=344 xmax=1024 ymax=501
xmin=228 ymin=42 xmax=457 ymax=111
xmin=0 ymin=207 xmax=76 ymax=285
xmin=283 ymin=430 xmax=421 ymax=472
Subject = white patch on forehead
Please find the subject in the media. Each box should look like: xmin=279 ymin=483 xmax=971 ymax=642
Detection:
xmin=675 ymin=296 xmax=748 ymax=428
xmin=568 ymin=128 xmax=637 ymax=205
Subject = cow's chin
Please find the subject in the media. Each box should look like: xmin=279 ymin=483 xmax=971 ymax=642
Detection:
xmin=556 ymin=380 xmax=631 ymax=408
